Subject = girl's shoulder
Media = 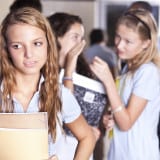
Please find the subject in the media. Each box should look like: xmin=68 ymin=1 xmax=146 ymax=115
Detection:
xmin=58 ymin=84 xmax=81 ymax=123
xmin=136 ymin=62 xmax=159 ymax=74
xmin=133 ymin=62 xmax=160 ymax=83
xmin=140 ymin=62 xmax=157 ymax=68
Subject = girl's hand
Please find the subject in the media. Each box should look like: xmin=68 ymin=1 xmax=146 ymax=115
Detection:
xmin=103 ymin=113 xmax=114 ymax=131
xmin=64 ymin=40 xmax=86 ymax=76
xmin=90 ymin=56 xmax=113 ymax=84
xmin=91 ymin=126 xmax=101 ymax=141
xmin=49 ymin=155 xmax=59 ymax=160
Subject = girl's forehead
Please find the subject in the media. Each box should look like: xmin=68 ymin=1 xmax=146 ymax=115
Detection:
xmin=6 ymin=24 xmax=44 ymax=35
xmin=117 ymin=24 xmax=141 ymax=40
xmin=6 ymin=23 xmax=46 ymax=43
xmin=117 ymin=24 xmax=136 ymax=34
xmin=67 ymin=23 xmax=84 ymax=33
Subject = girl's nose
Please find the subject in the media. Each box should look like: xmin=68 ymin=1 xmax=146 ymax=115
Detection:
xmin=116 ymin=40 xmax=124 ymax=50
xmin=24 ymin=46 xmax=33 ymax=58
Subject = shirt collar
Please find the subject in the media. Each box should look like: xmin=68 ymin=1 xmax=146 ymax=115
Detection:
xmin=0 ymin=75 xmax=45 ymax=94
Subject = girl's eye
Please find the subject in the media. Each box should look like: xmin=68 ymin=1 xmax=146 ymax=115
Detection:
xmin=34 ymin=42 xmax=42 ymax=46
xmin=72 ymin=35 xmax=78 ymax=41
xmin=126 ymin=40 xmax=133 ymax=44
xmin=12 ymin=44 xmax=22 ymax=49
xmin=71 ymin=34 xmax=82 ymax=42
xmin=115 ymin=34 xmax=120 ymax=40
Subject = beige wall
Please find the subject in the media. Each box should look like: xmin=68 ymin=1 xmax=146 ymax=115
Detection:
xmin=0 ymin=0 xmax=97 ymax=45
xmin=0 ymin=0 xmax=160 ymax=40
xmin=0 ymin=0 xmax=14 ymax=23
xmin=41 ymin=0 xmax=160 ymax=43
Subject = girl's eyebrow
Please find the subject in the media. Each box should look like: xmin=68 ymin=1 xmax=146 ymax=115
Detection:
xmin=33 ymin=37 xmax=45 ymax=41
xmin=8 ymin=37 xmax=45 ymax=43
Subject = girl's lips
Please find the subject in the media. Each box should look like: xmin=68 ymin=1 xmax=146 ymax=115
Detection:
xmin=23 ymin=61 xmax=37 ymax=67
xmin=116 ymin=50 xmax=121 ymax=54
xmin=117 ymin=50 xmax=124 ymax=56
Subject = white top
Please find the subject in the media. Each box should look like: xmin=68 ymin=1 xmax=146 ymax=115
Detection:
xmin=0 ymin=81 xmax=81 ymax=157
xmin=108 ymin=63 xmax=160 ymax=160
xmin=48 ymin=85 xmax=81 ymax=157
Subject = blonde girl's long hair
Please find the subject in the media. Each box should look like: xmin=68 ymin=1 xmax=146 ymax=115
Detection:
xmin=116 ymin=9 xmax=160 ymax=73
xmin=0 ymin=7 xmax=61 ymax=140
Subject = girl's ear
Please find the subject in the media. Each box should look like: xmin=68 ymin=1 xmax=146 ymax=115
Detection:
xmin=142 ymin=39 xmax=151 ymax=50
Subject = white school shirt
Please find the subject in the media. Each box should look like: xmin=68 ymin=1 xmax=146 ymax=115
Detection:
xmin=1 ymin=79 xmax=81 ymax=157
xmin=108 ymin=63 xmax=160 ymax=160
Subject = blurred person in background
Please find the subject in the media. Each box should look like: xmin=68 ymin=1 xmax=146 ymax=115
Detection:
xmin=84 ymin=28 xmax=119 ymax=78
xmin=10 ymin=0 xmax=42 ymax=12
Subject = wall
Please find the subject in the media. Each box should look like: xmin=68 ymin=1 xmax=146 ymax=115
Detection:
xmin=98 ymin=0 xmax=160 ymax=46
xmin=0 ymin=0 xmax=96 ymax=45
xmin=41 ymin=0 xmax=160 ymax=45
xmin=98 ymin=0 xmax=160 ymax=35
xmin=0 ymin=0 xmax=14 ymax=23
xmin=0 ymin=0 xmax=160 ymax=44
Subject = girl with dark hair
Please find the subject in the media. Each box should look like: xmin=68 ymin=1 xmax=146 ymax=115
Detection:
xmin=48 ymin=12 xmax=105 ymax=160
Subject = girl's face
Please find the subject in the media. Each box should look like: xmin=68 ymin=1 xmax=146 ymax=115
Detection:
xmin=58 ymin=22 xmax=84 ymax=67
xmin=114 ymin=24 xmax=150 ymax=60
xmin=6 ymin=24 xmax=48 ymax=76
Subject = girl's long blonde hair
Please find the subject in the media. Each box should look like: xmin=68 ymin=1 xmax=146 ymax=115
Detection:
xmin=0 ymin=7 xmax=61 ymax=140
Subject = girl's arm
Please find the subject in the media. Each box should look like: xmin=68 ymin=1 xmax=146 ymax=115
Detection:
xmin=65 ymin=114 xmax=96 ymax=160
xmin=63 ymin=40 xmax=86 ymax=92
xmin=90 ymin=56 xmax=148 ymax=131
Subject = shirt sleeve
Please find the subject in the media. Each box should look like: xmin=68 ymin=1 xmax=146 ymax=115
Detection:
xmin=133 ymin=63 xmax=160 ymax=100
xmin=60 ymin=85 xmax=81 ymax=123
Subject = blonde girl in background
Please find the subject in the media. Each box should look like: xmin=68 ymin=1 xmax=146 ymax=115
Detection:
xmin=90 ymin=9 xmax=160 ymax=160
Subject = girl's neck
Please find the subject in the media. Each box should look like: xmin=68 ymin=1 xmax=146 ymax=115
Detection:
xmin=12 ymin=73 xmax=40 ymax=112
xmin=14 ymin=73 xmax=40 ymax=92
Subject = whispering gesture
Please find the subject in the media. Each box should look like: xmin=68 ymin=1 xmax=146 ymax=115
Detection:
xmin=64 ymin=40 xmax=86 ymax=76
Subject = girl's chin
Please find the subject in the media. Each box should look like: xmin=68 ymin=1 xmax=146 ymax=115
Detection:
xmin=118 ymin=54 xmax=126 ymax=60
